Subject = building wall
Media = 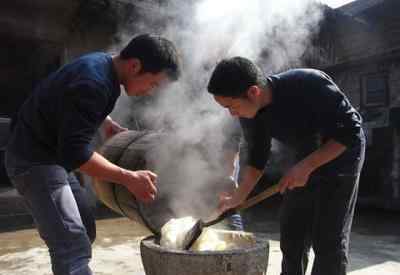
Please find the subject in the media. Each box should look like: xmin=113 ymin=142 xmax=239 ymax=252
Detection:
xmin=325 ymin=55 xmax=400 ymax=208
xmin=356 ymin=0 xmax=400 ymax=52
xmin=308 ymin=1 xmax=400 ymax=208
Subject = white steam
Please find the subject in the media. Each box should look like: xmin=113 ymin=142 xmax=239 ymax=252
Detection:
xmin=110 ymin=0 xmax=324 ymax=218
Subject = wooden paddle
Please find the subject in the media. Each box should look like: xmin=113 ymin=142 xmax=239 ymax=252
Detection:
xmin=183 ymin=183 xmax=280 ymax=250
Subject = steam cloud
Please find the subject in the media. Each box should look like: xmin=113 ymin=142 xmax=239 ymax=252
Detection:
xmin=109 ymin=0 xmax=324 ymax=218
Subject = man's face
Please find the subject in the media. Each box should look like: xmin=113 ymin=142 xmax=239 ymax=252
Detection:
xmin=214 ymin=94 xmax=258 ymax=118
xmin=123 ymin=71 xmax=168 ymax=96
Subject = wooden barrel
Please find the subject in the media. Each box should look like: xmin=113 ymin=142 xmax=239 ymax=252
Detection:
xmin=93 ymin=130 xmax=239 ymax=234
xmin=140 ymin=235 xmax=269 ymax=275
xmin=92 ymin=130 xmax=153 ymax=233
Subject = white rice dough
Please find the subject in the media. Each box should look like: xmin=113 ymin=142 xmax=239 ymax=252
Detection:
xmin=160 ymin=217 xmax=256 ymax=251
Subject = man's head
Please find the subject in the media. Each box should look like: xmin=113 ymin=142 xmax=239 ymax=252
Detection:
xmin=208 ymin=57 xmax=270 ymax=118
xmin=116 ymin=33 xmax=181 ymax=96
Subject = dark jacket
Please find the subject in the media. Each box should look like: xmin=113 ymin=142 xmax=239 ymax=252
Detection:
xmin=7 ymin=52 xmax=121 ymax=172
xmin=240 ymin=68 xmax=364 ymax=176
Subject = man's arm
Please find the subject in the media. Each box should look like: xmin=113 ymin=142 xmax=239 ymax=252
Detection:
xmin=221 ymin=138 xmax=346 ymax=208
xmin=310 ymin=70 xmax=362 ymax=150
xmin=278 ymin=139 xmax=346 ymax=193
xmin=276 ymin=70 xmax=362 ymax=192
xmin=58 ymin=82 xmax=156 ymax=203
xmin=234 ymin=165 xmax=264 ymax=201
xmin=102 ymin=116 xmax=128 ymax=139
xmin=217 ymin=116 xmax=271 ymax=212
xmin=80 ymin=152 xmax=157 ymax=203
xmin=218 ymin=165 xmax=263 ymax=212
xmin=275 ymin=70 xmax=362 ymax=193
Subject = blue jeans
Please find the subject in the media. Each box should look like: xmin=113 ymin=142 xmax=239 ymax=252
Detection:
xmin=5 ymin=152 xmax=95 ymax=275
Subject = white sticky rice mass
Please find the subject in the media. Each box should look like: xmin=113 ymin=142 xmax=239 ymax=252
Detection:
xmin=160 ymin=216 xmax=197 ymax=250
xmin=160 ymin=217 xmax=255 ymax=251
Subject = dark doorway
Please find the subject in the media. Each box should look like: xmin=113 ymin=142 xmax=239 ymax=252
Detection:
xmin=0 ymin=35 xmax=62 ymax=117
xmin=359 ymin=127 xmax=394 ymax=201
xmin=0 ymin=34 xmax=62 ymax=187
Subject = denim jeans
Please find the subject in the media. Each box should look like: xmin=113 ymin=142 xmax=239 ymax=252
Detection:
xmin=5 ymin=152 xmax=95 ymax=275
xmin=279 ymin=140 xmax=365 ymax=275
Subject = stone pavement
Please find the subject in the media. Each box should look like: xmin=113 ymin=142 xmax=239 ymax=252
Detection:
xmin=0 ymin=200 xmax=399 ymax=275
xmin=0 ymin=187 xmax=34 ymax=232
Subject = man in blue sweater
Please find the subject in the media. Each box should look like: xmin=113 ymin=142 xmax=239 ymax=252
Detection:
xmin=207 ymin=57 xmax=365 ymax=275
xmin=5 ymin=34 xmax=181 ymax=275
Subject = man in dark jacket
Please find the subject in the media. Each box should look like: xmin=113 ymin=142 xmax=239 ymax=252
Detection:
xmin=207 ymin=57 xmax=365 ymax=275
xmin=5 ymin=33 xmax=181 ymax=275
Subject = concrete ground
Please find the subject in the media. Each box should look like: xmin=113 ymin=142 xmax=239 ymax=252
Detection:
xmin=0 ymin=201 xmax=399 ymax=275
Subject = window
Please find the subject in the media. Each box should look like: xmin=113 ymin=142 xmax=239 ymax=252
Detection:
xmin=362 ymin=73 xmax=389 ymax=107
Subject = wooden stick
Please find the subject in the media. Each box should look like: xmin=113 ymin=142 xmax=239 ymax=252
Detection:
xmin=237 ymin=183 xmax=280 ymax=210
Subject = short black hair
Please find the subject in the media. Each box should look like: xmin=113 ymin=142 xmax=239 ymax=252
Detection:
xmin=120 ymin=33 xmax=181 ymax=80
xmin=207 ymin=57 xmax=267 ymax=97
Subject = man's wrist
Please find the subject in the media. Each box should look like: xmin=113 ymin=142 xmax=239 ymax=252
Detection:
xmin=114 ymin=167 xmax=129 ymax=185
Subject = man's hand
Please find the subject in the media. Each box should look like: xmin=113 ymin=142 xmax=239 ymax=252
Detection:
xmin=80 ymin=153 xmax=157 ymax=203
xmin=278 ymin=139 xmax=347 ymax=194
xmin=278 ymin=161 xmax=312 ymax=194
xmin=103 ymin=116 xmax=128 ymax=139
xmin=120 ymin=170 xmax=158 ymax=203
